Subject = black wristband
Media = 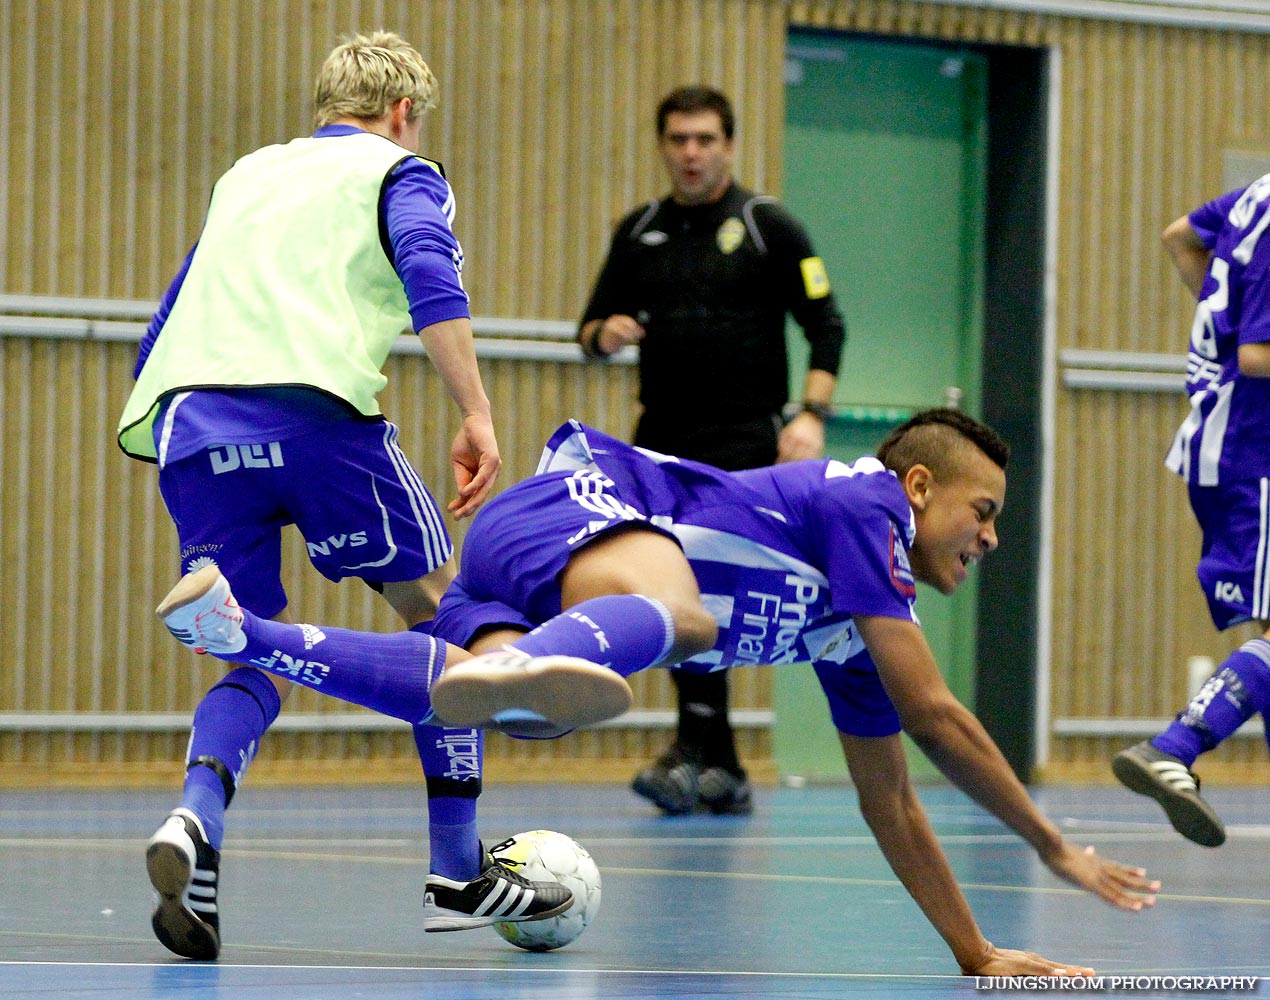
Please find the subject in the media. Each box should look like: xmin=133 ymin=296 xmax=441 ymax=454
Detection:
xmin=801 ymin=401 xmax=832 ymax=422
xmin=584 ymin=321 xmax=613 ymax=359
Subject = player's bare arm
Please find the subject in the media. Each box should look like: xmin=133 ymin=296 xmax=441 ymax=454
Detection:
xmin=856 ymin=613 xmax=1159 ymax=911
xmin=416 ymin=316 xmax=500 ymax=517
xmin=841 ymin=732 xmax=1098 ymax=977
xmin=1162 ymin=215 xmax=1212 ymax=297
xmin=1238 ymin=341 xmax=1270 ymax=377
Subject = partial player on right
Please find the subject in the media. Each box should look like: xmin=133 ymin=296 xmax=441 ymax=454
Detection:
xmin=1112 ymin=177 xmax=1270 ymax=847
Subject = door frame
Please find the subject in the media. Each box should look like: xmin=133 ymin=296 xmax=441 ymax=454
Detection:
xmin=778 ymin=30 xmax=1054 ymax=781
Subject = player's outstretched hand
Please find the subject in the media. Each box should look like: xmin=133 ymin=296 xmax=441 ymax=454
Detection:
xmin=1043 ymin=841 xmax=1160 ymax=911
xmin=960 ymin=943 xmax=1096 ymax=978
xmin=448 ymin=414 xmax=501 ymax=519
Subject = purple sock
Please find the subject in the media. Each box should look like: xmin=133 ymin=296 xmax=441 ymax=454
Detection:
xmin=1153 ymin=640 xmax=1270 ymax=766
xmin=219 ymin=610 xmax=446 ymax=723
xmin=180 ymin=666 xmax=281 ymax=850
xmin=414 ymin=722 xmax=483 ymax=881
xmin=509 ymin=594 xmax=675 ymax=678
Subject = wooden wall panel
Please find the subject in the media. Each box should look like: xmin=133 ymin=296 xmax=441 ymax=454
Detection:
xmin=0 ymin=0 xmax=782 ymax=785
xmin=3 ymin=0 xmax=1269 ymax=785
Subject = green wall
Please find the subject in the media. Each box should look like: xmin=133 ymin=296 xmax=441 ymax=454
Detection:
xmin=775 ymin=31 xmax=988 ymax=781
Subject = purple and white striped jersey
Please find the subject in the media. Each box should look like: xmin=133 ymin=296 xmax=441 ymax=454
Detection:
xmin=1166 ymin=177 xmax=1270 ymax=485
xmin=537 ymin=421 xmax=920 ymax=674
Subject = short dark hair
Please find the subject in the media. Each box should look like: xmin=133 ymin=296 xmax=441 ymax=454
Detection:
xmin=656 ymin=86 xmax=735 ymax=140
xmin=876 ymin=408 xmax=1010 ymax=480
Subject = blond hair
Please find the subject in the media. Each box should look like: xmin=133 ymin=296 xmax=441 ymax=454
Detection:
xmin=313 ymin=31 xmax=438 ymax=128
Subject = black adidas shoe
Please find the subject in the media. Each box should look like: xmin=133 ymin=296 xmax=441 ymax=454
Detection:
xmin=698 ymin=766 xmax=754 ymax=816
xmin=423 ymin=847 xmax=573 ymax=932
xmin=146 ymin=808 xmax=221 ymax=959
xmin=1112 ymin=740 xmax=1227 ymax=847
xmin=631 ymin=747 xmax=701 ymax=815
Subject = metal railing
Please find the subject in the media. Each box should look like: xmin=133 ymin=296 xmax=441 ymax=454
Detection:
xmin=0 ymin=709 xmax=773 ymax=733
xmin=0 ymin=293 xmax=637 ymax=364
xmin=1060 ymin=348 xmax=1186 ymax=393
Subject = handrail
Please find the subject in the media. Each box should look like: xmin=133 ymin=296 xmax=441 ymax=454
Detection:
xmin=1053 ymin=716 xmax=1264 ymax=737
xmin=0 ymin=709 xmax=773 ymax=732
xmin=1059 ymin=347 xmax=1186 ymax=393
xmin=0 ymin=293 xmax=576 ymax=338
xmin=0 ymin=295 xmax=918 ymax=415
xmin=0 ymin=293 xmax=636 ymax=364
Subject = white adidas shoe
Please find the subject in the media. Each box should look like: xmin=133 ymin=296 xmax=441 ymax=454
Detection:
xmin=156 ymin=565 xmax=247 ymax=655
xmin=430 ymin=647 xmax=632 ymax=736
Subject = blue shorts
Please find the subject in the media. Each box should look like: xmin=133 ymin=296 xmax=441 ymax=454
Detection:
xmin=158 ymin=419 xmax=452 ymax=618
xmin=1189 ymin=477 xmax=1270 ymax=629
xmin=432 ymin=468 xmax=904 ymax=740
xmin=431 ymin=470 xmax=674 ymax=646
xmin=814 ymin=659 xmax=903 ymax=738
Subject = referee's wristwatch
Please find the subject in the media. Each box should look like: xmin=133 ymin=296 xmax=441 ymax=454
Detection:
xmin=587 ymin=319 xmax=614 ymax=359
xmin=800 ymin=401 xmax=833 ymax=423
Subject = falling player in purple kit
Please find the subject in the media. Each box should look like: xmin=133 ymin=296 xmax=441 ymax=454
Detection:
xmin=160 ymin=409 xmax=1160 ymax=976
xmin=1113 ymin=177 xmax=1270 ymax=846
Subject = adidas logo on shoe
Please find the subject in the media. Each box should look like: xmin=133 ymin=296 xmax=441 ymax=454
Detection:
xmin=423 ymin=848 xmax=572 ymax=932
xmin=156 ymin=565 xmax=247 ymax=656
xmin=1112 ymin=740 xmax=1226 ymax=847
xmin=146 ymin=808 xmax=222 ymax=960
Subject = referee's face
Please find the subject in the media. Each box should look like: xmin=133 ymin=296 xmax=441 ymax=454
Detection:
xmin=659 ymin=110 xmax=734 ymax=206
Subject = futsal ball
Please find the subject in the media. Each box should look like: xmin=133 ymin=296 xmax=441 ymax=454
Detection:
xmin=491 ymin=829 xmax=602 ymax=951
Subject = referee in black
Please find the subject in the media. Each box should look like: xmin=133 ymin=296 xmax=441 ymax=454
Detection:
xmin=578 ymin=85 xmax=847 ymax=815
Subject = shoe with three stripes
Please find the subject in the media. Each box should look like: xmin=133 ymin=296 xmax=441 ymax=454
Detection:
xmin=422 ymin=845 xmax=573 ymax=932
xmin=1112 ymin=740 xmax=1227 ymax=847
xmin=156 ymin=564 xmax=247 ymax=656
xmin=146 ymin=808 xmax=222 ymax=959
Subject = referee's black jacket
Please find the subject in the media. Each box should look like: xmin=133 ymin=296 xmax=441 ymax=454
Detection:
xmin=579 ymin=181 xmax=847 ymax=426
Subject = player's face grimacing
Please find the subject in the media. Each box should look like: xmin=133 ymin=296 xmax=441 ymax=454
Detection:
xmin=905 ymin=446 xmax=1005 ymax=596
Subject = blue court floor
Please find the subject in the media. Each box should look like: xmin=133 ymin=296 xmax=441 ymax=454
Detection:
xmin=1 ymin=780 xmax=1267 ymax=998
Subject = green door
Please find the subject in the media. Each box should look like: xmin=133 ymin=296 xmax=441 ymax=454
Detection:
xmin=775 ymin=31 xmax=988 ymax=780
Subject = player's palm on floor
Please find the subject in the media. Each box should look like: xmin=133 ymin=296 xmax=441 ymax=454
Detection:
xmin=964 ymin=945 xmax=1095 ymax=978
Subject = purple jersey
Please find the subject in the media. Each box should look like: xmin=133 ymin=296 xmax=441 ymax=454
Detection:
xmin=430 ymin=422 xmax=916 ymax=737
xmin=1166 ymin=179 xmax=1270 ymax=485
xmin=534 ymin=421 xmax=919 ymax=672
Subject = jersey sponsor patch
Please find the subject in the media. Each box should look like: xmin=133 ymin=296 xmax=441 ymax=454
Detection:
xmin=717 ymin=217 xmax=746 ymax=254
xmin=800 ymin=256 xmax=831 ymax=299
xmin=803 ymin=616 xmax=864 ymax=665
xmin=889 ymin=523 xmax=916 ymax=598
xmin=721 ymin=569 xmax=830 ymax=666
